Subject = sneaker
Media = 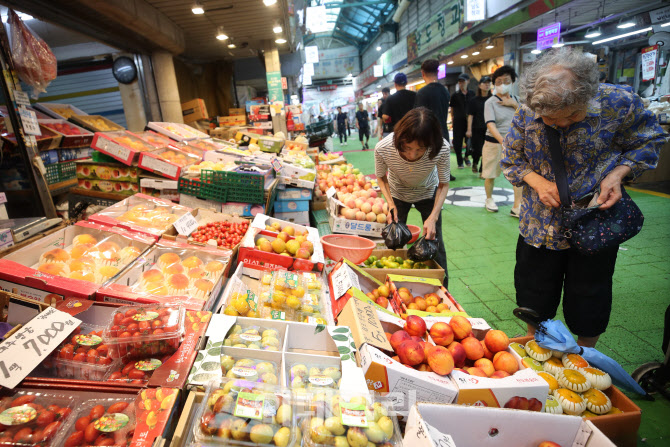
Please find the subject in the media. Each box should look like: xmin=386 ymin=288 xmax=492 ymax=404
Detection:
xmin=485 ymin=198 xmax=498 ymax=212
xmin=450 ymin=175 xmax=456 ymax=181
xmin=457 ymin=164 xmax=465 ymax=169
xmin=510 ymin=208 xmax=520 ymax=218
xmin=465 ymin=159 xmax=472 ymax=167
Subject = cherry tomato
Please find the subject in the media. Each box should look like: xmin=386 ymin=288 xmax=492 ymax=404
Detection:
xmin=128 ymin=369 xmax=146 ymax=380
xmin=127 ymin=323 xmax=139 ymax=333
xmin=56 ymin=407 xmax=72 ymax=420
xmin=73 ymin=352 xmax=86 ymax=362
xmin=89 ymin=405 xmax=105 ymax=420
xmin=124 ymin=308 xmax=138 ymax=318
xmin=75 ymin=346 xmax=88 ymax=355
xmin=106 ymin=402 xmax=129 ymax=414
xmin=113 ymin=313 xmax=124 ymax=325
xmin=42 ymin=421 xmax=61 ymax=440
xmin=13 ymin=427 xmax=33 ymax=443
xmin=75 ymin=416 xmax=91 ymax=432
xmin=64 ymin=430 xmax=84 ymax=447
xmin=84 ymin=422 xmax=99 ymax=443
xmin=46 ymin=405 xmax=60 ymax=413
xmin=36 ymin=410 xmax=56 ymax=427
xmin=95 ymin=436 xmax=115 ymax=446
xmin=10 ymin=395 xmax=36 ymax=407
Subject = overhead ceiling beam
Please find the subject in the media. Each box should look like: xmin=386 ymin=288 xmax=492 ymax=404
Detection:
xmin=325 ymin=1 xmax=390 ymax=8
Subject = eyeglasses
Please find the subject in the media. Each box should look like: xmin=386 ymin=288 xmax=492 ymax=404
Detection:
xmin=494 ymin=80 xmax=512 ymax=86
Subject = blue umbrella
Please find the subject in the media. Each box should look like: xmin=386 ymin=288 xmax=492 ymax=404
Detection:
xmin=515 ymin=308 xmax=649 ymax=396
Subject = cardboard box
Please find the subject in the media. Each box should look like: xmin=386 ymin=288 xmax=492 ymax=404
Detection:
xmin=510 ymin=336 xmax=641 ymax=447
xmin=164 ymin=208 xmax=249 ymax=251
xmin=182 ymin=98 xmax=209 ymax=123
xmin=96 ymin=239 xmax=233 ymax=311
xmin=91 ymin=131 xmax=158 ymax=165
xmin=76 ymin=161 xmax=139 ymax=182
xmin=278 ymin=175 xmax=315 ymax=190
xmin=276 ymin=186 xmax=313 ymax=201
xmin=219 ymin=115 xmax=247 ymax=126
xmin=328 ymin=201 xmax=386 ymax=238
xmin=140 ymin=177 xmax=180 ymax=201
xmin=257 ymin=135 xmax=284 ymax=153
xmin=148 ymin=122 xmax=209 ymax=141
xmin=77 ymin=178 xmax=139 ymax=195
xmin=0 ymin=221 xmax=153 ymax=302
xmin=69 ymin=114 xmax=125 ymax=132
xmin=363 ymin=249 xmax=445 ymax=282
xmin=138 ymin=147 xmax=199 ymax=180
xmin=40 ymin=149 xmax=59 ymax=165
xmin=131 ymin=130 xmax=177 ymax=148
xmin=229 ymin=108 xmax=245 ymax=115
xmin=38 ymin=119 xmax=94 ymax=148
xmin=238 ymin=228 xmax=323 ymax=272
xmin=1 ymin=125 xmax=62 ymax=151
xmin=59 ymin=147 xmax=93 ymax=161
xmin=387 ymin=274 xmax=466 ymax=317
xmin=273 ymin=210 xmax=310 ymax=224
xmin=33 ymin=102 xmax=87 ymax=119
xmin=88 ymin=193 xmax=193 ymax=238
xmin=327 ymin=259 xmax=389 ymax=320
xmin=404 ymin=402 xmax=616 ymax=447
xmin=337 ymin=297 xmax=393 ymax=353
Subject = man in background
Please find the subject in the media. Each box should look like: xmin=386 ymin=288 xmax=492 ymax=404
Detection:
xmin=377 ymin=87 xmax=391 ymax=139
xmin=450 ymin=73 xmax=475 ymax=169
xmin=336 ymin=106 xmax=348 ymax=146
xmin=382 ymin=73 xmax=416 ymax=133
xmin=355 ymin=103 xmax=371 ymax=150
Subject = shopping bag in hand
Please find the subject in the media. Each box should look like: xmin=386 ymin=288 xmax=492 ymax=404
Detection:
xmin=382 ymin=221 xmax=412 ymax=250
xmin=407 ymin=236 xmax=438 ymax=262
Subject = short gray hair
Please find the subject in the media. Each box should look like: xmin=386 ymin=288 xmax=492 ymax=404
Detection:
xmin=521 ymin=47 xmax=599 ymax=115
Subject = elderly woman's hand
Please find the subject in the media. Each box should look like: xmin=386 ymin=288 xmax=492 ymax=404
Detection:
xmin=597 ymin=165 xmax=632 ymax=210
xmin=423 ymin=216 xmax=437 ymax=240
xmin=525 ymin=173 xmax=561 ymax=208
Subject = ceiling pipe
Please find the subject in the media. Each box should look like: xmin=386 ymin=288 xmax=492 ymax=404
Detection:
xmin=393 ymin=0 xmax=411 ymax=23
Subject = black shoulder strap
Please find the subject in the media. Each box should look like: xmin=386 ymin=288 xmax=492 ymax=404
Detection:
xmin=544 ymin=125 xmax=571 ymax=205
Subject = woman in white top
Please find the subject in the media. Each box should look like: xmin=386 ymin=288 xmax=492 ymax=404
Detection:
xmin=374 ymin=107 xmax=451 ymax=287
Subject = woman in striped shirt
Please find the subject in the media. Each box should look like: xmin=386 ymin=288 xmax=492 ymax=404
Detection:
xmin=374 ymin=107 xmax=451 ymax=287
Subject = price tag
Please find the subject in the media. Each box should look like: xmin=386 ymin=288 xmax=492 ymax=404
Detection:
xmin=95 ymin=138 xmax=131 ymax=162
xmin=13 ymin=91 xmax=30 ymax=107
xmin=326 ymin=186 xmax=337 ymax=198
xmin=173 ymin=212 xmax=199 ymax=236
xmin=0 ymin=307 xmax=81 ymax=389
xmin=425 ymin=422 xmax=456 ymax=447
xmin=18 ymin=107 xmax=41 ymax=136
xmin=331 ymin=264 xmax=360 ymax=300
xmin=140 ymin=155 xmax=179 ymax=179
xmin=271 ymin=157 xmax=282 ymax=173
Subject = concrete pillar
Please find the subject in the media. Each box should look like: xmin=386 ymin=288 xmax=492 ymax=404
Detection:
xmin=115 ymin=54 xmax=147 ymax=132
xmin=263 ymin=42 xmax=287 ymax=135
xmin=151 ymin=51 xmax=183 ymax=123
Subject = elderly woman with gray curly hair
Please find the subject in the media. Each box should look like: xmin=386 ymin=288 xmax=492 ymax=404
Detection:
xmin=501 ymin=47 xmax=666 ymax=348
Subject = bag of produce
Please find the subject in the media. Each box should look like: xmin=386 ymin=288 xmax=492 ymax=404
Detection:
xmin=408 ymin=236 xmax=438 ymax=261
xmin=382 ymin=220 xmax=412 ymax=250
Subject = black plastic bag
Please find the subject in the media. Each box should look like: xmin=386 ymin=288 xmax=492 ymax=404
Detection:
xmin=408 ymin=236 xmax=438 ymax=261
xmin=382 ymin=221 xmax=412 ymax=249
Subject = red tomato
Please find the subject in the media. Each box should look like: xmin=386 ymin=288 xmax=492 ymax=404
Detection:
xmin=127 ymin=323 xmax=139 ymax=333
xmin=75 ymin=347 xmax=88 ymax=355
xmin=56 ymin=407 xmax=72 ymax=420
xmin=120 ymin=317 xmax=134 ymax=327
xmin=64 ymin=430 xmax=84 ymax=447
xmin=128 ymin=369 xmax=146 ymax=380
xmin=124 ymin=308 xmax=138 ymax=318
xmin=84 ymin=422 xmax=99 ymax=443
xmin=46 ymin=405 xmax=60 ymax=413
xmin=13 ymin=427 xmax=33 ymax=443
xmin=89 ymin=405 xmax=105 ymax=420
xmin=59 ymin=345 xmax=75 ymax=360
xmin=73 ymin=352 xmax=86 ymax=362
xmin=42 ymin=421 xmax=61 ymax=440
xmin=10 ymin=395 xmax=36 ymax=407
xmin=75 ymin=416 xmax=91 ymax=431
xmin=95 ymin=436 xmax=115 ymax=446
xmin=36 ymin=410 xmax=56 ymax=427
xmin=106 ymin=402 xmax=129 ymax=414
xmin=96 ymin=344 xmax=109 ymax=356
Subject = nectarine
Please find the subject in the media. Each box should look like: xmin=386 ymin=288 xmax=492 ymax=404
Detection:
xmin=461 ymin=336 xmax=485 ymax=361
xmin=484 ymin=330 xmax=510 ymax=353
xmin=467 ymin=367 xmax=488 ymax=377
xmin=492 ymin=351 xmax=519 ymax=375
xmin=397 ymin=340 xmax=425 ymax=366
xmin=426 ymin=346 xmax=454 ymax=376
xmin=404 ymin=315 xmax=427 ymax=337
xmin=429 ymin=322 xmax=454 ymax=346
xmin=449 ymin=316 xmax=472 ymax=340
xmin=389 ymin=330 xmax=411 ymax=352
xmin=474 ymin=358 xmax=495 ymax=377
xmin=447 ymin=341 xmax=467 ymax=368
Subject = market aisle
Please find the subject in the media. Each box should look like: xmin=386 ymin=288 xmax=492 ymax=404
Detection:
xmin=332 ymin=139 xmax=670 ymax=445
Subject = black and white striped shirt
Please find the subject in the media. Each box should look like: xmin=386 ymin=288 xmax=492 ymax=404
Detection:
xmin=374 ymin=133 xmax=451 ymax=202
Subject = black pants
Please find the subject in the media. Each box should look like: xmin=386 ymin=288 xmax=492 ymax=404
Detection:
xmin=452 ymin=120 xmax=468 ymax=166
xmin=394 ymin=194 xmax=448 ymax=288
xmin=514 ymin=235 xmax=619 ymax=337
xmin=359 ymin=127 xmax=370 ymax=142
xmin=470 ymin=128 xmax=486 ymax=169
xmin=338 ymin=128 xmax=347 ymax=143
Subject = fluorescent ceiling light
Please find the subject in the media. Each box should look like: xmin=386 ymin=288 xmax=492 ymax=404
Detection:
xmin=376 ymin=46 xmax=382 ymax=51
xmin=263 ymin=0 xmax=277 ymax=6
xmin=192 ymin=1 xmax=204 ymax=14
xmin=447 ymin=61 xmax=454 ymax=65
xmin=275 ymin=38 xmax=287 ymax=44
xmin=617 ymin=20 xmax=635 ymax=29
xmin=592 ymin=27 xmax=652 ymax=45
xmin=472 ymin=51 xmax=480 ymax=56
xmin=273 ymin=25 xmax=282 ymax=33
xmin=228 ymin=43 xmax=236 ymax=48
xmin=216 ymin=27 xmax=228 ymax=41
xmin=585 ymin=27 xmax=602 ymax=38
xmin=461 ymin=54 xmax=468 ymax=59
xmin=531 ymin=49 xmax=542 ymax=54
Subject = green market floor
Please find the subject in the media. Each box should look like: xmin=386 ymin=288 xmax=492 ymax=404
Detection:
xmin=330 ymin=135 xmax=670 ymax=446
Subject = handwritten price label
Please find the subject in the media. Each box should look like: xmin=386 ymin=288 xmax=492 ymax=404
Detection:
xmin=173 ymin=212 xmax=198 ymax=236
xmin=331 ymin=264 xmax=361 ymax=300
xmin=0 ymin=307 xmax=81 ymax=388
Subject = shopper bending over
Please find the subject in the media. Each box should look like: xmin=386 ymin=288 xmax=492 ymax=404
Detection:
xmin=502 ymin=47 xmax=664 ymax=347
xmin=375 ymin=107 xmax=450 ymax=287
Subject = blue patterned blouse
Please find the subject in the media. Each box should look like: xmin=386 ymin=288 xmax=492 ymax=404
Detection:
xmin=502 ymin=84 xmax=667 ymax=250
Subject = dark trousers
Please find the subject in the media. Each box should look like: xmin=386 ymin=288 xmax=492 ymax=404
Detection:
xmin=359 ymin=127 xmax=370 ymax=142
xmin=393 ymin=194 xmax=448 ymax=288
xmin=338 ymin=128 xmax=347 ymax=143
xmin=452 ymin=120 xmax=468 ymax=166
xmin=470 ymin=128 xmax=486 ymax=169
xmin=514 ymin=235 xmax=619 ymax=337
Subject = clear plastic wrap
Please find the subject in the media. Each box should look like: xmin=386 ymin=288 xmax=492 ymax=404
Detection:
xmin=55 ymin=397 xmax=136 ymax=447
xmin=220 ymin=355 xmax=279 ymax=384
xmin=105 ymin=354 xmax=173 ymax=384
xmin=50 ymin=323 xmax=114 ymax=381
xmin=224 ymin=323 xmax=283 ymax=351
xmin=287 ymin=361 xmax=341 ymax=391
xmin=8 ymin=10 xmax=57 ymax=97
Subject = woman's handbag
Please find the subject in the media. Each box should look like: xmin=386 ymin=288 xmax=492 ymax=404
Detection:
xmin=545 ymin=125 xmax=644 ymax=255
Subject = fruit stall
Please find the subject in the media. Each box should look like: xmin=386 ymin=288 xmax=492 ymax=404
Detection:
xmin=0 ymin=100 xmax=642 ymax=447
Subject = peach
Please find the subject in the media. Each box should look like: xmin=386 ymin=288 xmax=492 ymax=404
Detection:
xmin=375 ymin=296 xmax=388 ymax=308
xmin=492 ymin=351 xmax=519 ymax=375
xmin=376 ymin=214 xmax=387 ymax=224
xmin=426 ymin=306 xmax=437 ymax=313
xmin=300 ymin=241 xmax=314 ymax=255
xmin=425 ymin=294 xmax=439 ymax=307
xmin=366 ymin=212 xmax=377 ymax=222
xmin=429 ymin=322 xmax=454 ymax=346
xmin=398 ymin=291 xmax=412 ymax=306
xmin=414 ymin=297 xmax=427 ymax=311
xmin=426 ymin=345 xmax=454 ymax=376
xmin=447 ymin=341 xmax=467 ymax=368
xmin=361 ymin=203 xmax=372 ymax=213
xmin=345 ymin=199 xmax=356 ymax=209
xmin=422 ymin=341 xmax=434 ymax=359
xmin=461 ymin=336 xmax=485 ymax=361
xmin=436 ymin=303 xmax=447 ymax=312
xmin=416 ymin=363 xmax=432 ymax=372
xmin=474 ymin=358 xmax=495 ymax=377
xmin=404 ymin=315 xmax=427 ymax=337
xmin=296 ymin=248 xmax=310 ymax=259
xmin=385 ymin=332 xmax=392 ymax=344
xmin=481 ymin=340 xmax=494 ymax=360
xmin=407 ymin=303 xmax=419 ymax=310
xmin=504 ymin=396 xmax=529 ymax=411
xmin=449 ymin=316 xmax=472 ymax=340
xmin=355 ymin=211 xmax=366 ymax=221
xmin=276 ymin=232 xmax=289 ymax=242
xmin=410 ymin=335 xmax=422 ymax=343
xmin=371 ymin=204 xmax=383 ymax=215
xmin=389 ymin=330 xmax=411 ymax=352
xmin=343 ymin=208 xmax=356 ymax=220
xmin=484 ymin=330 xmax=510 ymax=353
xmin=528 ymin=398 xmax=542 ymax=412
xmin=398 ymin=287 xmax=410 ymax=294
xmin=355 ymin=199 xmax=364 ymax=209
xmin=490 ymin=370 xmax=511 ymax=379
xmin=397 ymin=340 xmax=425 ymax=366
xmin=467 ymin=367 xmax=487 ymax=377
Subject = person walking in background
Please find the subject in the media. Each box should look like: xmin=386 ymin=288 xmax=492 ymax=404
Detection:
xmin=355 ymin=103 xmax=371 ymax=150
xmin=382 ymin=73 xmax=416 ymax=131
xmin=450 ymin=73 xmax=475 ymax=169
xmin=371 ymin=105 xmax=378 ymax=136
xmin=502 ymin=47 xmax=664 ymax=347
xmin=336 ymin=106 xmax=348 ymax=146
xmin=378 ymin=87 xmax=391 ymax=138
xmin=481 ymin=65 xmax=521 ymax=214
xmin=466 ymin=75 xmax=492 ymax=175
xmin=375 ymin=107 xmax=451 ymax=287
xmin=415 ymin=58 xmax=455 ymax=182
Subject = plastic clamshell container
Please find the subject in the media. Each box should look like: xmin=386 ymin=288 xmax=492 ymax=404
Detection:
xmin=0 ymin=391 xmax=76 ymax=446
xmin=55 ymin=396 xmax=136 ymax=447
xmin=131 ymin=130 xmax=175 ymax=148
xmin=103 ymin=305 xmax=184 ymax=360
xmin=51 ymin=323 xmax=114 ymax=381
xmin=266 ymin=271 xmax=308 ymax=313
xmin=192 ymin=378 xmax=297 ymax=446
xmin=105 ymin=354 xmax=172 ymax=384
xmin=287 ymin=361 xmax=341 ymax=390
xmin=225 ymin=323 xmax=283 ymax=351
xmin=299 ymin=390 xmax=402 ymax=447
xmin=220 ymin=354 xmax=280 ymax=384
